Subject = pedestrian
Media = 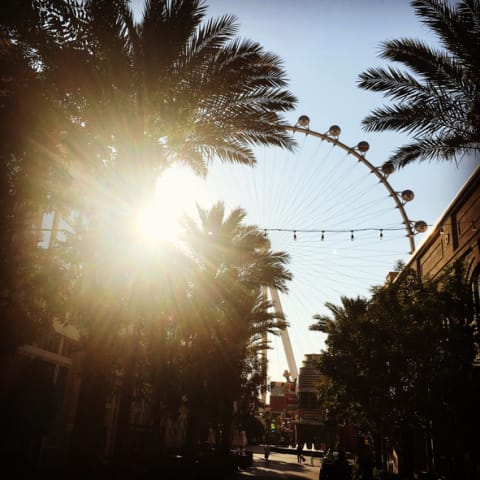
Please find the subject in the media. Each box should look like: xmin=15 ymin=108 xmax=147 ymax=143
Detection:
xmin=356 ymin=437 xmax=375 ymax=480
xmin=264 ymin=444 xmax=271 ymax=463
xmin=297 ymin=443 xmax=305 ymax=463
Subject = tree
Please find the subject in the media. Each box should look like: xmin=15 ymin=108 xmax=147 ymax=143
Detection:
xmin=0 ymin=6 xmax=71 ymax=360
xmin=25 ymin=0 xmax=297 ymax=197
xmin=358 ymin=0 xmax=480 ymax=167
xmin=0 ymin=12 xmax=78 ymax=458
xmin=1 ymin=0 xmax=298 ymax=467
xmin=181 ymin=202 xmax=292 ymax=451
xmin=310 ymin=297 xmax=377 ymax=432
xmin=311 ymin=266 xmax=479 ymax=479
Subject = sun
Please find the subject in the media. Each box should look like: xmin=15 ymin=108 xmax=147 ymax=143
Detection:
xmin=136 ymin=165 xmax=209 ymax=244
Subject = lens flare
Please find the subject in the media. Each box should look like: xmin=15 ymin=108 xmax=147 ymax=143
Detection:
xmin=136 ymin=165 xmax=210 ymax=244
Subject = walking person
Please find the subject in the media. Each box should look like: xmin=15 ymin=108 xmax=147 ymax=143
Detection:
xmin=296 ymin=442 xmax=305 ymax=463
xmin=264 ymin=444 xmax=271 ymax=463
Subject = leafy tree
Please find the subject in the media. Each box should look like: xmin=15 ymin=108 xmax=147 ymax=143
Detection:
xmin=310 ymin=298 xmax=375 ymax=432
xmin=181 ymin=202 xmax=291 ymax=451
xmin=0 ymin=6 xmax=70 ymax=360
xmin=0 ymin=12 xmax=78 ymax=461
xmin=1 ymin=0 xmax=297 ymax=466
xmin=311 ymin=266 xmax=479 ymax=479
xmin=358 ymin=0 xmax=480 ymax=167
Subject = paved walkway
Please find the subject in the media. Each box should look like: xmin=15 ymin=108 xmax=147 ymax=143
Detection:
xmin=235 ymin=446 xmax=321 ymax=480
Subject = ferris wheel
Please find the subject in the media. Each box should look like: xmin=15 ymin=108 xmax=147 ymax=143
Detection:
xmin=206 ymin=114 xmax=428 ymax=384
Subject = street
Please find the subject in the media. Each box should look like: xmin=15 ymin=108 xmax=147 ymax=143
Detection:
xmin=235 ymin=446 xmax=321 ymax=480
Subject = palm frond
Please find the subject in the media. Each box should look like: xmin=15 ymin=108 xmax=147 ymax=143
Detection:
xmin=359 ymin=0 xmax=480 ymax=167
xmin=390 ymin=134 xmax=479 ymax=166
xmin=358 ymin=66 xmax=427 ymax=101
xmin=201 ymin=38 xmax=291 ymax=97
xmin=378 ymin=39 xmax=468 ymax=89
xmin=309 ymin=314 xmax=333 ymax=333
xmin=85 ymin=1 xmax=134 ymax=86
xmin=412 ymin=0 xmax=480 ymax=68
xmin=245 ymin=251 xmax=292 ymax=293
xmin=141 ymin=0 xmax=206 ymax=84
xmin=183 ymin=14 xmax=238 ymax=68
xmin=117 ymin=1 xmax=141 ymax=62
xmin=361 ymin=100 xmax=460 ymax=137
xmin=199 ymin=140 xmax=257 ymax=166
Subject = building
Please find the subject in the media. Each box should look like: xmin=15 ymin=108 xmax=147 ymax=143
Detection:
xmin=388 ymin=165 xmax=480 ymax=477
xmin=1 ymin=320 xmax=82 ymax=465
xmin=295 ymin=354 xmax=323 ymax=449
xmin=294 ymin=354 xmax=357 ymax=451
xmin=267 ymin=380 xmax=297 ymax=445
xmin=400 ymin=165 xmax=480 ymax=288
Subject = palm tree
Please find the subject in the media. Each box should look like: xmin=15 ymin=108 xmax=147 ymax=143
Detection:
xmin=357 ymin=0 xmax=480 ymax=167
xmin=30 ymin=0 xmax=297 ymax=192
xmin=181 ymin=202 xmax=291 ymax=451
xmin=4 ymin=0 xmax=297 ymax=466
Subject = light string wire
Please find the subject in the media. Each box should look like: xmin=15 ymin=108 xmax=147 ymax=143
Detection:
xmin=34 ymin=219 xmax=480 ymax=238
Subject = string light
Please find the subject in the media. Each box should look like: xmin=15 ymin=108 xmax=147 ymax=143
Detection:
xmin=262 ymin=226 xmax=418 ymax=235
xmin=256 ymin=220 xmax=480 ymax=240
xmin=31 ymin=220 xmax=479 ymax=243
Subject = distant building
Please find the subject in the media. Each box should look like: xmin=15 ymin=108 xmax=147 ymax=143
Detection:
xmin=269 ymin=381 xmax=296 ymax=412
xmin=295 ymin=354 xmax=324 ymax=449
xmin=268 ymin=380 xmax=297 ymax=445
xmin=295 ymin=353 xmax=356 ymax=451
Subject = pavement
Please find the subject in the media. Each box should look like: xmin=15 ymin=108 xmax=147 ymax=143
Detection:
xmin=235 ymin=446 xmax=321 ymax=480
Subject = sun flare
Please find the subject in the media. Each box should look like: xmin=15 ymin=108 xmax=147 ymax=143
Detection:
xmin=136 ymin=165 xmax=209 ymax=244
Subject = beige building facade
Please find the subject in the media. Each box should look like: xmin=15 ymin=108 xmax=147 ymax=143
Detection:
xmin=402 ymin=165 xmax=480 ymax=290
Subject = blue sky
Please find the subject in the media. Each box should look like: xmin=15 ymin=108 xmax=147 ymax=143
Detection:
xmin=131 ymin=0 xmax=479 ymax=381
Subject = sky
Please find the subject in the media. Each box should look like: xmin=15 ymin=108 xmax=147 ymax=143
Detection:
xmin=131 ymin=0 xmax=479 ymax=383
